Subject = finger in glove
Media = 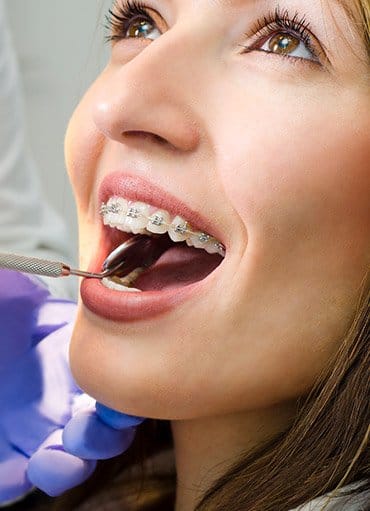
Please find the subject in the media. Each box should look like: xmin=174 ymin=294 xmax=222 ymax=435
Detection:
xmin=26 ymin=429 xmax=97 ymax=498
xmin=0 ymin=434 xmax=33 ymax=505
xmin=95 ymin=403 xmax=146 ymax=429
xmin=62 ymin=409 xmax=137 ymax=460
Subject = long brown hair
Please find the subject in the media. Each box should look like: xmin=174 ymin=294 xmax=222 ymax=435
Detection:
xmin=193 ymin=269 xmax=370 ymax=511
xmin=19 ymin=1 xmax=370 ymax=509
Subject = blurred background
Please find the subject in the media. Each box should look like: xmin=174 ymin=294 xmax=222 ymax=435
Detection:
xmin=5 ymin=0 xmax=111 ymax=259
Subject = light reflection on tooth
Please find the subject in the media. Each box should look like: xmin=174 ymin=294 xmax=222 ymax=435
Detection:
xmin=147 ymin=210 xmax=171 ymax=234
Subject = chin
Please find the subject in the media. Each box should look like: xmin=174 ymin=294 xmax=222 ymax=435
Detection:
xmin=68 ymin=307 xmax=199 ymax=419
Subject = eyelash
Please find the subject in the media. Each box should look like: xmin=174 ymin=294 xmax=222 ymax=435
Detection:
xmin=105 ymin=1 xmax=321 ymax=65
xmin=241 ymin=6 xmax=320 ymax=63
xmin=104 ymin=0 xmax=149 ymax=43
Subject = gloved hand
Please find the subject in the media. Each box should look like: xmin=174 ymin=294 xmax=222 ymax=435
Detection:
xmin=0 ymin=270 xmax=146 ymax=506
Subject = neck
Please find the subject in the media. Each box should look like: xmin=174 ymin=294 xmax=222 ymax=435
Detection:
xmin=170 ymin=401 xmax=298 ymax=511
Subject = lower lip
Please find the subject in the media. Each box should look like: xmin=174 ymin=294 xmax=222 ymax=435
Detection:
xmin=80 ymin=267 xmax=220 ymax=323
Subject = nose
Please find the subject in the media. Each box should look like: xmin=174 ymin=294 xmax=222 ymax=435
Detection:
xmin=92 ymin=31 xmax=202 ymax=153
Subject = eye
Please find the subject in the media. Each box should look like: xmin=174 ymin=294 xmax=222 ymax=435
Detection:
xmin=125 ymin=18 xmax=160 ymax=40
xmin=240 ymin=8 xmax=322 ymax=65
xmin=261 ymin=32 xmax=314 ymax=60
xmin=105 ymin=1 xmax=162 ymax=44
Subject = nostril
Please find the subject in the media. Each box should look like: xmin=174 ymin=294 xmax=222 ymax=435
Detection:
xmin=153 ymin=133 xmax=167 ymax=144
xmin=123 ymin=130 xmax=167 ymax=145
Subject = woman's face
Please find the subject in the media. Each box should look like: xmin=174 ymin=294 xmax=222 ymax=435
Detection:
xmin=65 ymin=0 xmax=370 ymax=419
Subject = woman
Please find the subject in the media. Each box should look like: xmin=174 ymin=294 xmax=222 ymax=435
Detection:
xmin=23 ymin=0 xmax=370 ymax=509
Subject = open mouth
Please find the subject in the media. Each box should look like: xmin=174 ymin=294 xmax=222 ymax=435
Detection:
xmin=99 ymin=197 xmax=226 ymax=293
xmin=81 ymin=173 xmax=229 ymax=322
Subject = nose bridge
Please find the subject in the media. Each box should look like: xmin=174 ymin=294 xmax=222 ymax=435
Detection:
xmin=93 ymin=26 xmax=207 ymax=151
xmin=136 ymin=25 xmax=199 ymax=92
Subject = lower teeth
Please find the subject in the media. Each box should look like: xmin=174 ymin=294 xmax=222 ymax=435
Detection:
xmin=102 ymin=277 xmax=142 ymax=293
xmin=101 ymin=266 xmax=148 ymax=293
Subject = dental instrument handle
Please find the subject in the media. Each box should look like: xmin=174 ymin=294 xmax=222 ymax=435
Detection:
xmin=0 ymin=252 xmax=112 ymax=279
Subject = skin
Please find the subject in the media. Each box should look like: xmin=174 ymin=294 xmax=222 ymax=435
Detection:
xmin=65 ymin=1 xmax=370 ymax=509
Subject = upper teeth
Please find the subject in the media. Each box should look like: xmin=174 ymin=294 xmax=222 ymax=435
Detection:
xmin=100 ymin=197 xmax=226 ymax=257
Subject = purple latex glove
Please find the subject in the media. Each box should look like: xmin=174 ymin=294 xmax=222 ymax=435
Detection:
xmin=0 ymin=270 xmax=146 ymax=505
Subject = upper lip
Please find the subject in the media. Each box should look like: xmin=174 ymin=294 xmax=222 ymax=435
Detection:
xmin=98 ymin=172 xmax=226 ymax=245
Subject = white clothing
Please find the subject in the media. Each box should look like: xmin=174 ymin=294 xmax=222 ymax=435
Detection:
xmin=0 ymin=0 xmax=75 ymax=299
xmin=293 ymin=480 xmax=369 ymax=511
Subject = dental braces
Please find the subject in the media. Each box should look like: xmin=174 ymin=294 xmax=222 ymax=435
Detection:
xmin=127 ymin=206 xmax=140 ymax=219
xmin=149 ymin=214 xmax=165 ymax=227
xmin=100 ymin=201 xmax=226 ymax=257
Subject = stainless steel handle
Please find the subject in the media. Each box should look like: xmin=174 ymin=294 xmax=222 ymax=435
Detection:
xmin=0 ymin=252 xmax=123 ymax=279
xmin=0 ymin=252 xmax=66 ymax=278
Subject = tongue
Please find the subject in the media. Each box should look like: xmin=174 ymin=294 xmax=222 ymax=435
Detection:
xmin=133 ymin=244 xmax=223 ymax=291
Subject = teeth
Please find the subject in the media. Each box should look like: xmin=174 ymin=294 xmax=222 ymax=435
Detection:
xmin=117 ymin=267 xmax=147 ymax=287
xmin=102 ymin=277 xmax=142 ymax=292
xmin=102 ymin=197 xmax=128 ymax=226
xmin=123 ymin=201 xmax=151 ymax=234
xmin=168 ymin=216 xmax=189 ymax=242
xmin=205 ymin=240 xmax=224 ymax=256
xmin=100 ymin=197 xmax=226 ymax=257
xmin=147 ymin=210 xmax=171 ymax=235
xmin=190 ymin=231 xmax=211 ymax=249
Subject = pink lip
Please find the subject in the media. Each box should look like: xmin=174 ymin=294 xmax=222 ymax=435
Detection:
xmin=80 ymin=171 xmax=226 ymax=323
xmin=80 ymin=267 xmax=222 ymax=323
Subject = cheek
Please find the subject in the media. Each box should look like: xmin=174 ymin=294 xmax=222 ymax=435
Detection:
xmin=217 ymin=91 xmax=370 ymax=264
xmin=67 ymin=72 xmax=368 ymax=420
